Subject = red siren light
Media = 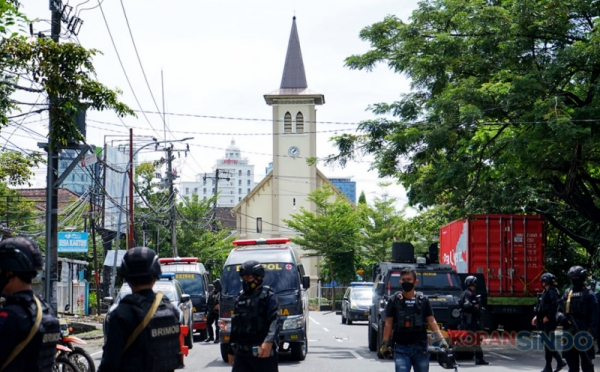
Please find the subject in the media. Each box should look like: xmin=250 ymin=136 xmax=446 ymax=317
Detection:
xmin=232 ymin=238 xmax=291 ymax=246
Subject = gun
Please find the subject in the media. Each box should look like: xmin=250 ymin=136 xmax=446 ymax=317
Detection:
xmin=557 ymin=296 xmax=593 ymax=365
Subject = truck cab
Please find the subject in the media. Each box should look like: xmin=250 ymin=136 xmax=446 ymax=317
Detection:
xmin=368 ymin=242 xmax=462 ymax=358
xmin=218 ymin=238 xmax=311 ymax=363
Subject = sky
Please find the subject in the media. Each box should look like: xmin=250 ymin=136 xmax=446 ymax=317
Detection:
xmin=12 ymin=0 xmax=421 ymax=212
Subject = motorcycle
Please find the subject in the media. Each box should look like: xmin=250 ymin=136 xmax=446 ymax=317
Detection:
xmin=57 ymin=323 xmax=96 ymax=372
xmin=54 ymin=344 xmax=80 ymax=372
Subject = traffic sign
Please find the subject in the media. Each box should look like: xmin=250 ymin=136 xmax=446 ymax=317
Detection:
xmin=104 ymin=250 xmax=127 ymax=267
xmin=58 ymin=232 xmax=89 ymax=253
xmin=81 ymin=154 xmax=97 ymax=167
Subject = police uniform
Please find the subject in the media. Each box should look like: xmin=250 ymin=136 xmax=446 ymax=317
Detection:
xmin=535 ymin=274 xmax=565 ymax=372
xmin=229 ymin=261 xmax=280 ymax=372
xmin=0 ymin=237 xmax=60 ymax=372
xmin=560 ymin=266 xmax=598 ymax=372
xmin=384 ymin=291 xmax=433 ymax=372
xmin=205 ymin=280 xmax=220 ymax=342
xmin=459 ymin=286 xmax=486 ymax=363
xmin=0 ymin=291 xmax=60 ymax=372
xmin=98 ymin=247 xmax=183 ymax=372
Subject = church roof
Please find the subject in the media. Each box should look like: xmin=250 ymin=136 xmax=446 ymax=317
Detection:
xmin=280 ymin=16 xmax=307 ymax=90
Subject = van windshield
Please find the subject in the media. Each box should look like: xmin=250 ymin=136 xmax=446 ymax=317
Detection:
xmin=173 ymin=273 xmax=204 ymax=295
xmin=387 ymin=271 xmax=461 ymax=290
xmin=221 ymin=263 xmax=298 ymax=296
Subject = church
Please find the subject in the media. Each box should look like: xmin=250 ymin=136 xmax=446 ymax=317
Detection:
xmin=231 ymin=17 xmax=352 ymax=282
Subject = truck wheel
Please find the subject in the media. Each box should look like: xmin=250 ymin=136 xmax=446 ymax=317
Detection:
xmin=220 ymin=343 xmax=229 ymax=363
xmin=347 ymin=318 xmax=353 ymax=325
xmin=291 ymin=341 xmax=307 ymax=361
xmin=341 ymin=313 xmax=346 ymax=324
xmin=368 ymin=324 xmax=377 ymax=352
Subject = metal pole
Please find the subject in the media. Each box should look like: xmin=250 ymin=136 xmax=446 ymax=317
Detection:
xmin=167 ymin=146 xmax=177 ymax=256
xmin=128 ymin=128 xmax=135 ymax=249
xmin=89 ymin=191 xmax=101 ymax=314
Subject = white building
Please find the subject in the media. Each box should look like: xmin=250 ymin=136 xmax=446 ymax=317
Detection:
xmin=181 ymin=139 xmax=257 ymax=207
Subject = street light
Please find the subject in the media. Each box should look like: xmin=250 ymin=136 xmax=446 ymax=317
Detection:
xmin=109 ymin=136 xmax=194 ymax=297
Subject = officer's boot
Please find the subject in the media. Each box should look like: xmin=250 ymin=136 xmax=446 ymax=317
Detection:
xmin=214 ymin=327 xmax=220 ymax=343
xmin=540 ymin=363 xmax=552 ymax=372
xmin=553 ymin=354 xmax=566 ymax=372
xmin=205 ymin=326 xmax=214 ymax=342
xmin=475 ymin=348 xmax=489 ymax=365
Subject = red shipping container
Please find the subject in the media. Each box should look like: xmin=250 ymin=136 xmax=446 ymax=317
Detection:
xmin=440 ymin=214 xmax=544 ymax=297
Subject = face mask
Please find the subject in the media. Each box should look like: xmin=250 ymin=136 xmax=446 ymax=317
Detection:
xmin=401 ymin=281 xmax=415 ymax=292
xmin=242 ymin=279 xmax=262 ymax=293
xmin=571 ymin=278 xmax=584 ymax=289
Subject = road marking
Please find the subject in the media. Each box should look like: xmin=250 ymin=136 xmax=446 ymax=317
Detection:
xmin=90 ymin=350 xmax=103 ymax=356
xmin=336 ymin=338 xmax=343 ymax=342
xmin=309 ymin=316 xmax=321 ymax=325
xmin=349 ymin=350 xmax=364 ymax=359
xmin=487 ymin=351 xmax=515 ymax=360
xmin=323 ymin=327 xmax=330 ymax=332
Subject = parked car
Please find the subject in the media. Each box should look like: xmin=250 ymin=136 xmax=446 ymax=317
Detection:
xmin=103 ymin=273 xmax=194 ymax=349
xmin=341 ymin=282 xmax=373 ymax=325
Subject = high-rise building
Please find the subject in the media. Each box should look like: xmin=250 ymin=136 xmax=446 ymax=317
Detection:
xmin=58 ymin=149 xmax=97 ymax=195
xmin=181 ymin=139 xmax=257 ymax=207
xmin=329 ymin=177 xmax=356 ymax=203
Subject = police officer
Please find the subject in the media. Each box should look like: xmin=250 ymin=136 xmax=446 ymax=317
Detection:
xmin=205 ymin=278 xmax=221 ymax=343
xmin=379 ymin=267 xmax=446 ymax=372
xmin=558 ymin=266 xmax=598 ymax=372
xmin=532 ymin=273 xmax=566 ymax=372
xmin=227 ymin=260 xmax=279 ymax=372
xmin=99 ymin=247 xmax=182 ymax=372
xmin=0 ymin=237 xmax=60 ymax=372
xmin=459 ymin=275 xmax=489 ymax=365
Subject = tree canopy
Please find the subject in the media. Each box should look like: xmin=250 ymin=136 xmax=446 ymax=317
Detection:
xmin=327 ymin=0 xmax=600 ymax=256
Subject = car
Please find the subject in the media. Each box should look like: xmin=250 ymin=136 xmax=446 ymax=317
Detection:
xmin=103 ymin=273 xmax=194 ymax=349
xmin=341 ymin=282 xmax=374 ymax=325
xmin=159 ymin=257 xmax=210 ymax=340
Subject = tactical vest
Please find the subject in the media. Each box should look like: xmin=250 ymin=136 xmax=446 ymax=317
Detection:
xmin=120 ymin=294 xmax=182 ymax=372
xmin=231 ymin=287 xmax=271 ymax=345
xmin=393 ymin=292 xmax=426 ymax=334
xmin=539 ymin=287 xmax=559 ymax=313
xmin=565 ymin=288 xmax=592 ymax=316
xmin=7 ymin=293 xmax=60 ymax=372
xmin=459 ymin=289 xmax=477 ymax=326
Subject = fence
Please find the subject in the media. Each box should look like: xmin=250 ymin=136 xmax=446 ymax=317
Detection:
xmin=57 ymin=280 xmax=88 ymax=315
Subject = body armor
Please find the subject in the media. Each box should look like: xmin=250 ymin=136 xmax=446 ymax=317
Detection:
xmin=231 ymin=287 xmax=272 ymax=346
xmin=207 ymin=291 xmax=219 ymax=314
xmin=536 ymin=287 xmax=559 ymax=314
xmin=119 ymin=294 xmax=182 ymax=372
xmin=5 ymin=293 xmax=60 ymax=372
xmin=563 ymin=288 xmax=595 ymax=333
xmin=459 ymin=288 xmax=480 ymax=327
xmin=392 ymin=293 xmax=426 ymax=334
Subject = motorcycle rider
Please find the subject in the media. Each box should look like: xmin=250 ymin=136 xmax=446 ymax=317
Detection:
xmin=99 ymin=247 xmax=182 ymax=372
xmin=0 ymin=237 xmax=60 ymax=372
xmin=205 ymin=278 xmax=221 ymax=343
xmin=227 ymin=260 xmax=279 ymax=372
xmin=532 ymin=272 xmax=567 ymax=372
xmin=459 ymin=275 xmax=488 ymax=365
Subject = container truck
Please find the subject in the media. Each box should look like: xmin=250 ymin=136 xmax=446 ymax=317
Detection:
xmin=439 ymin=214 xmax=545 ymax=330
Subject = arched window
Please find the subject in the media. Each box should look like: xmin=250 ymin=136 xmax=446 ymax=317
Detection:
xmin=247 ymin=170 xmax=251 ymax=176
xmin=238 ymin=170 xmax=242 ymax=177
xmin=296 ymin=112 xmax=304 ymax=133
xmin=284 ymin=112 xmax=292 ymax=133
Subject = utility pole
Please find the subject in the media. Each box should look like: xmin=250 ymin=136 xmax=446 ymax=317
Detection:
xmin=203 ymin=169 xmax=231 ymax=231
xmin=128 ymin=128 xmax=135 ymax=249
xmin=89 ymin=190 xmax=101 ymax=314
xmin=166 ymin=146 xmax=177 ymax=256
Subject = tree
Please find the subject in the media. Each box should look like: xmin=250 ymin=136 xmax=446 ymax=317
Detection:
xmin=358 ymin=190 xmax=367 ymax=205
xmin=326 ymin=0 xmax=600 ymax=256
xmin=284 ymin=185 xmax=362 ymax=309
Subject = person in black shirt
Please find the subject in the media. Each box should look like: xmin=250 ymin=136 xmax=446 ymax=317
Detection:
xmin=0 ymin=237 xmax=60 ymax=372
xmin=381 ymin=267 xmax=446 ymax=372
xmin=205 ymin=279 xmax=221 ymax=343
xmin=459 ymin=276 xmax=488 ymax=365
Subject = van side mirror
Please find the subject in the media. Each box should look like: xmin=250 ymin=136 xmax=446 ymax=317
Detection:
xmin=208 ymin=284 xmax=214 ymax=292
xmin=375 ymin=282 xmax=385 ymax=296
xmin=181 ymin=294 xmax=191 ymax=303
xmin=103 ymin=297 xmax=114 ymax=306
xmin=302 ymin=275 xmax=311 ymax=289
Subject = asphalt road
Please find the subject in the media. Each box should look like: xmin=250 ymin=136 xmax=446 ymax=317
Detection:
xmin=86 ymin=311 xmax=557 ymax=371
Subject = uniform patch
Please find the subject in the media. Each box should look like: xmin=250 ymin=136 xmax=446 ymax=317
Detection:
xmin=0 ymin=312 xmax=7 ymax=318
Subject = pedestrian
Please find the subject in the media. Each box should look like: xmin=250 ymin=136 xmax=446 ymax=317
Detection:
xmin=99 ymin=247 xmax=183 ymax=372
xmin=558 ymin=266 xmax=598 ymax=372
xmin=0 ymin=237 xmax=60 ymax=372
xmin=532 ymin=273 xmax=566 ymax=372
xmin=379 ymin=267 xmax=447 ymax=372
xmin=227 ymin=260 xmax=279 ymax=372
xmin=205 ymin=278 xmax=221 ymax=343
xmin=458 ymin=275 xmax=489 ymax=365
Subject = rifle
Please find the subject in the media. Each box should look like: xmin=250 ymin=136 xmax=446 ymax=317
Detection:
xmin=556 ymin=294 xmax=593 ymax=365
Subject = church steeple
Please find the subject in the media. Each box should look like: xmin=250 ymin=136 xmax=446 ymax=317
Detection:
xmin=280 ymin=16 xmax=307 ymax=89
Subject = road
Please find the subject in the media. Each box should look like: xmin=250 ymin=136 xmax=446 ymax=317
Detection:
xmin=86 ymin=311 xmax=551 ymax=371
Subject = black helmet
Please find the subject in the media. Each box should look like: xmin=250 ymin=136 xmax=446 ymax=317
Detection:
xmin=567 ymin=266 xmax=587 ymax=279
xmin=0 ymin=237 xmax=43 ymax=278
xmin=540 ymin=272 xmax=556 ymax=285
xmin=437 ymin=347 xmax=457 ymax=369
xmin=121 ymin=247 xmax=161 ymax=280
xmin=465 ymin=275 xmax=477 ymax=287
xmin=239 ymin=260 xmax=265 ymax=278
xmin=213 ymin=279 xmax=222 ymax=292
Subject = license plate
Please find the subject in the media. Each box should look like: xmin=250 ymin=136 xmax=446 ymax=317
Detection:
xmin=364 ymin=312 xmax=369 ymax=317
xmin=290 ymin=334 xmax=298 ymax=339
xmin=224 ymin=335 xmax=230 ymax=341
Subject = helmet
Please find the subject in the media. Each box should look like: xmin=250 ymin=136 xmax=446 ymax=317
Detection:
xmin=567 ymin=266 xmax=587 ymax=279
xmin=239 ymin=260 xmax=265 ymax=278
xmin=437 ymin=347 xmax=458 ymax=369
xmin=213 ymin=279 xmax=222 ymax=292
xmin=465 ymin=275 xmax=477 ymax=287
xmin=540 ymin=272 xmax=556 ymax=285
xmin=121 ymin=247 xmax=161 ymax=279
xmin=0 ymin=237 xmax=43 ymax=277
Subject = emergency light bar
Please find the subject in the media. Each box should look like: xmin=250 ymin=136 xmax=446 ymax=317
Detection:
xmin=159 ymin=257 xmax=198 ymax=264
xmin=159 ymin=273 xmax=176 ymax=279
xmin=232 ymin=238 xmax=291 ymax=246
